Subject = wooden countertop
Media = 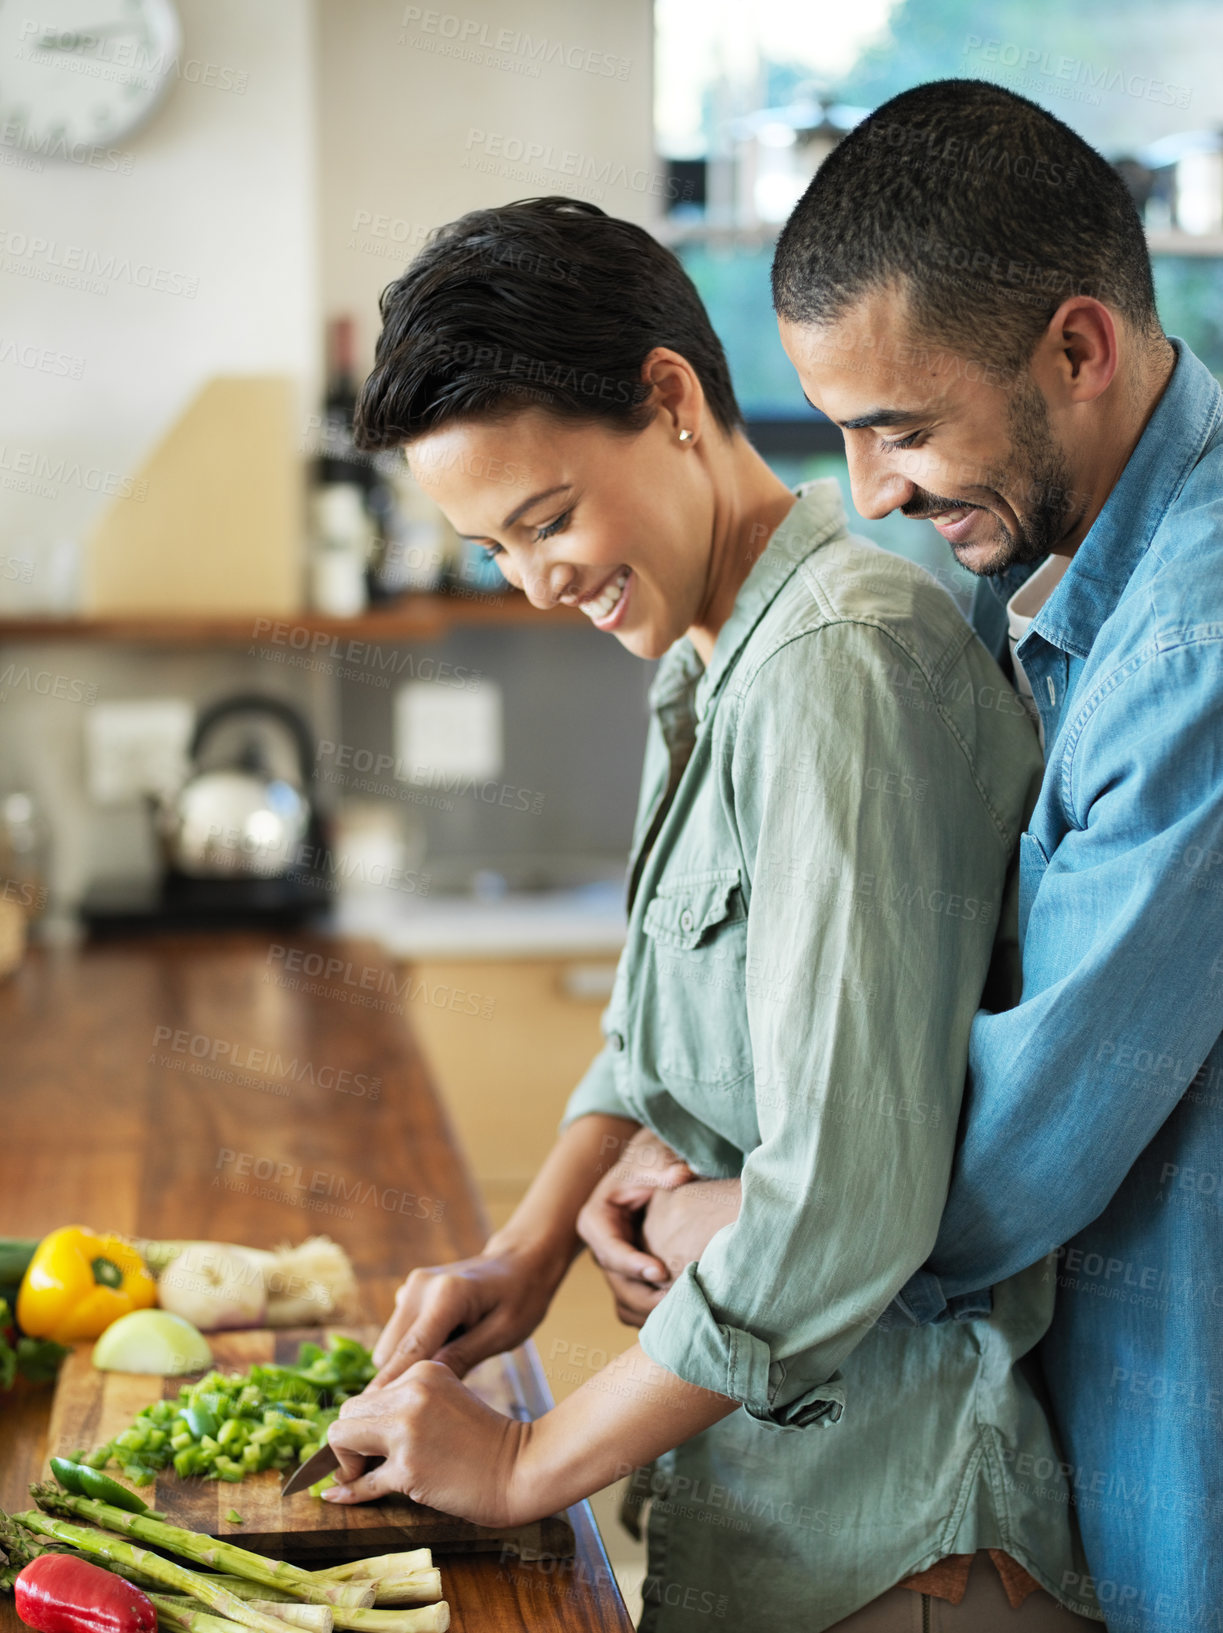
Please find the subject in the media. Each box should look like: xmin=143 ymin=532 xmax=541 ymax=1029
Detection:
xmin=0 ymin=934 xmax=631 ymax=1632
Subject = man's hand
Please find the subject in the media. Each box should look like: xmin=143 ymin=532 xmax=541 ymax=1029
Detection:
xmin=577 ymin=1128 xmax=697 ymax=1326
xmin=580 ymin=1157 xmax=745 ymax=1328
xmin=324 ymin=1360 xmax=530 ymax=1527
xmin=367 ymin=1244 xmax=566 ymax=1388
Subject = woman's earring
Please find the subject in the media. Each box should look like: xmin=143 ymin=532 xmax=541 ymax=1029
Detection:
xmin=678 ymin=429 xmax=692 ymax=443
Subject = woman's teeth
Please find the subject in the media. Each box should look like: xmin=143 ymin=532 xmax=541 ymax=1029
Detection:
xmin=582 ymin=567 xmax=629 ymax=621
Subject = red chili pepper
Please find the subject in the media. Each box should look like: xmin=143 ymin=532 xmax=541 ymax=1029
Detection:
xmin=14 ymin=1555 xmax=156 ymax=1633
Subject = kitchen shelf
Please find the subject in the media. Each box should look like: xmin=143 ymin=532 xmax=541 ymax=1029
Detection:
xmin=656 ymin=221 xmax=1223 ymax=259
xmin=1146 ymin=231 xmax=1223 ymax=257
xmin=0 ymin=591 xmax=587 ymax=645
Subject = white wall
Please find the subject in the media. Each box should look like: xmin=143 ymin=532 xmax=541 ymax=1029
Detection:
xmin=0 ymin=0 xmax=658 ymax=917
xmin=312 ymin=0 xmax=658 ymax=887
xmin=316 ymin=0 xmax=655 ymax=370
xmin=0 ymin=0 xmax=318 ymax=607
xmin=0 ymin=1 xmax=321 ymax=914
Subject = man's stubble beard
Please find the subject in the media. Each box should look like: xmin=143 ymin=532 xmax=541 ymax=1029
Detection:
xmin=954 ymin=376 xmax=1077 ymax=578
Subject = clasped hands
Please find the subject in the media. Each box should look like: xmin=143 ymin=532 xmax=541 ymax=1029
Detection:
xmin=575 ymin=1127 xmax=742 ymax=1326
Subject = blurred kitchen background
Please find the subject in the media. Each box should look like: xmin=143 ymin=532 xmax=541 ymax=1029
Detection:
xmin=3 ymin=0 xmax=1223 ymax=954
xmin=2 ymin=0 xmax=1222 ymax=1605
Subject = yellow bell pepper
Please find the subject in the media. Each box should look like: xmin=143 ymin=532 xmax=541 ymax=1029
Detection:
xmin=16 ymin=1226 xmax=156 ymax=1342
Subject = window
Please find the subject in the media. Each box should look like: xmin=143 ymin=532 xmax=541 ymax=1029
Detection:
xmin=656 ymin=0 xmax=1223 ymax=592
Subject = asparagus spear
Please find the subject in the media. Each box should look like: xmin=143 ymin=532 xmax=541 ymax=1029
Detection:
xmin=0 ymin=1514 xmax=79 ymax=1592
xmin=13 ymin=1511 xmax=324 ymax=1633
xmin=0 ymin=1513 xmax=42 ymax=1590
xmin=29 ymin=1488 xmax=374 ymax=1609
xmin=295 ymin=1605 xmax=448 ymax=1633
xmin=170 ymin=1578 xmax=447 ymax=1630
xmin=247 ymin=1605 xmax=333 ymax=1632
xmin=311 ymin=1556 xmax=431 ymax=1582
xmin=355 ymin=1578 xmax=441 ymax=1608
xmin=310 ymin=1558 xmax=446 ymax=1603
xmin=191 ymin=1572 xmax=443 ymax=1610
xmin=157 ymin=1599 xmax=332 ymax=1633
xmin=148 ymin=1590 xmax=263 ymax=1633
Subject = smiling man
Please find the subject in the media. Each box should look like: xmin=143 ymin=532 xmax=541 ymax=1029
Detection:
xmin=582 ymin=74 xmax=1223 ymax=1629
xmin=768 ymin=79 xmax=1223 ymax=1627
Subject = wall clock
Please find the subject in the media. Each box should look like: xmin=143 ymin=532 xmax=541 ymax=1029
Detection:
xmin=0 ymin=0 xmax=182 ymax=157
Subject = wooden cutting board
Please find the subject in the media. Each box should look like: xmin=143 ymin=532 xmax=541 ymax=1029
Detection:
xmin=42 ymin=1326 xmax=573 ymax=1561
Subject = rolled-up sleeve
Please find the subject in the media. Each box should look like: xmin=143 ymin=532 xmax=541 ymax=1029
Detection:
xmin=639 ymin=620 xmax=1037 ymax=1424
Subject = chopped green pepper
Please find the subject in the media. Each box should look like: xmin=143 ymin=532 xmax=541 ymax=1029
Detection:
xmin=81 ymin=1335 xmax=375 ymax=1487
xmin=183 ymin=1405 xmax=218 ymax=1440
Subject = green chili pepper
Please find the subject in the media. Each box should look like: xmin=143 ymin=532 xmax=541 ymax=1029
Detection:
xmin=48 ymin=1457 xmax=89 ymax=1495
xmin=75 ymin=1467 xmax=150 ymax=1512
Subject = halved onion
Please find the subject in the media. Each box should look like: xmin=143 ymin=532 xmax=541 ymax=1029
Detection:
xmin=92 ymin=1309 xmax=213 ymax=1375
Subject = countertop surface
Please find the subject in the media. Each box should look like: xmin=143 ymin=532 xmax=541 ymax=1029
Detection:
xmin=0 ymin=933 xmax=631 ymax=1632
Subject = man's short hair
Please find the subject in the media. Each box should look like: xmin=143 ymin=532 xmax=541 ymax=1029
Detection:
xmin=772 ymin=79 xmax=1162 ymax=376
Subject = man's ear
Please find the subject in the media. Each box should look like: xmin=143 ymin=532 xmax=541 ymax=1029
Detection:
xmin=1033 ymin=298 xmax=1119 ymax=406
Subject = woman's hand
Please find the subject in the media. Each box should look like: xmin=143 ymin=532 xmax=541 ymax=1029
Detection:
xmin=326 ymin=1344 xmax=737 ymax=1529
xmin=368 ymin=1244 xmax=566 ymax=1387
xmin=324 ymin=1360 xmax=532 ymax=1527
xmin=369 ymin=1113 xmax=642 ymax=1387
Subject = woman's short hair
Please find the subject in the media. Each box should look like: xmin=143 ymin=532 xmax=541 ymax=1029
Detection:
xmin=355 ymin=196 xmax=742 ymax=450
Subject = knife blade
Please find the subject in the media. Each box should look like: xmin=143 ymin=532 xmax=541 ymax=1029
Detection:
xmin=281 ymin=1443 xmax=342 ymax=1497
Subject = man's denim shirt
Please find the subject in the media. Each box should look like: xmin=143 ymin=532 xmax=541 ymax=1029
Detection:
xmin=892 ymin=337 xmax=1223 ymax=1627
xmin=898 ymin=338 xmax=1223 ymax=1321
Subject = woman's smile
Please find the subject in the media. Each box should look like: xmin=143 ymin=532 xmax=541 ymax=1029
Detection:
xmin=575 ymin=565 xmax=633 ymax=630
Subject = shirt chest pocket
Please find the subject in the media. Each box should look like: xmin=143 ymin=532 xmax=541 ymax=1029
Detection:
xmin=640 ymin=867 xmax=753 ymax=1088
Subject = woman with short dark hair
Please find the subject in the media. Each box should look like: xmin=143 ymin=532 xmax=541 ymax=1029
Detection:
xmin=325 ymin=198 xmax=1098 ymax=1631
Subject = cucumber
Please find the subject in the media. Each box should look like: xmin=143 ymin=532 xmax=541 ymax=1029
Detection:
xmin=0 ymin=1239 xmax=38 ymax=1286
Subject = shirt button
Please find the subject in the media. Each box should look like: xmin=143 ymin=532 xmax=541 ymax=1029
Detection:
xmin=608 ymin=1031 xmax=625 ymax=1052
xmin=680 ymin=909 xmax=695 ymax=933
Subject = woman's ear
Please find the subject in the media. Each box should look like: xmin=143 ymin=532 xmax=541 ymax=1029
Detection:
xmin=639 ymin=347 xmax=707 ymax=443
